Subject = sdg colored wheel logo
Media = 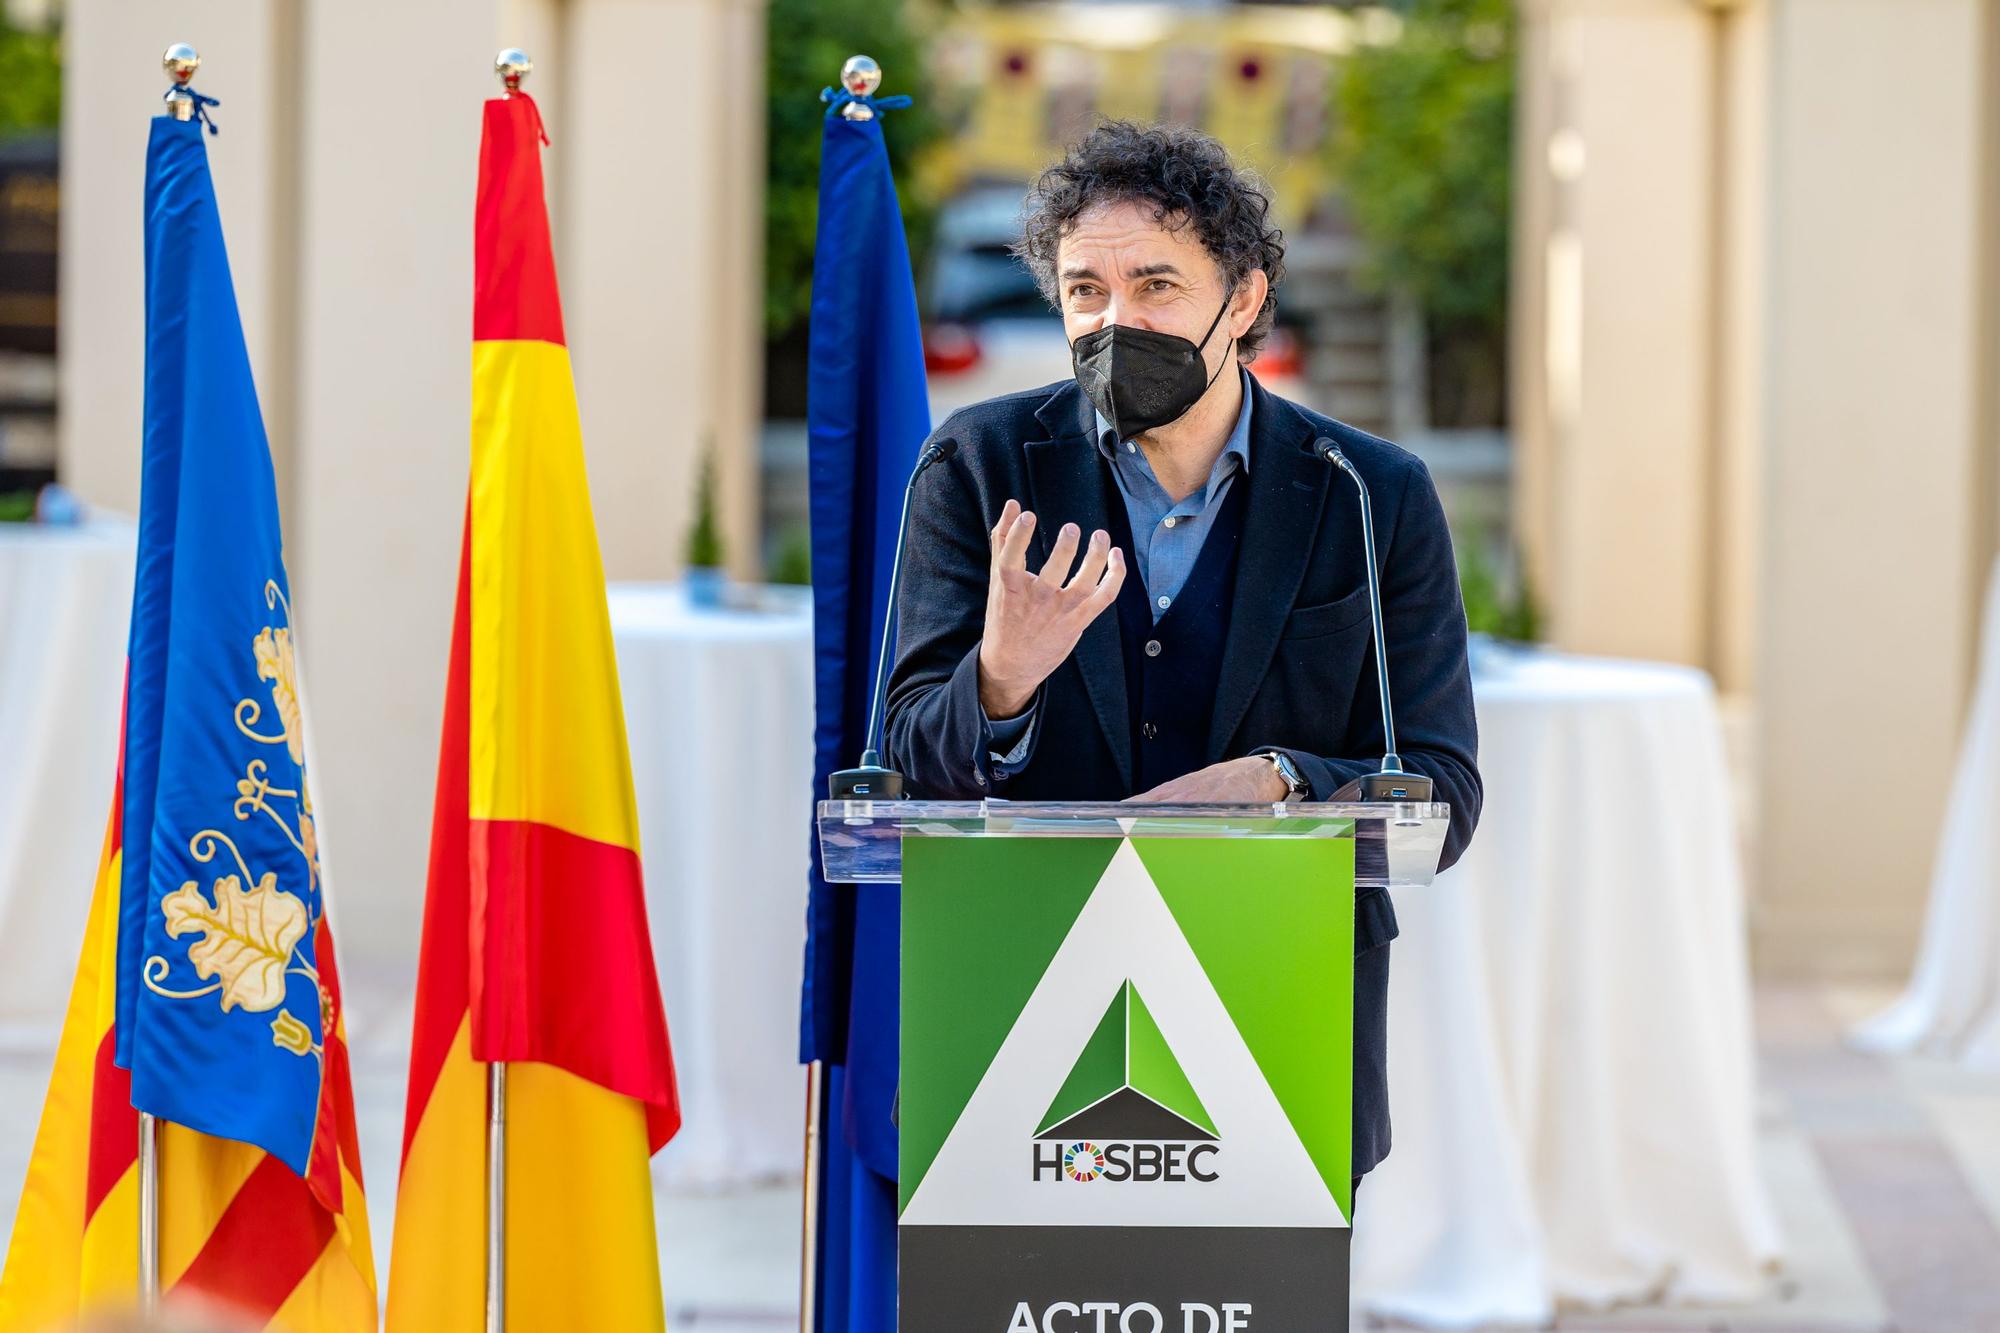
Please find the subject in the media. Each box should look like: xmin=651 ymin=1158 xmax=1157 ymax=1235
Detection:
xmin=1063 ymin=1142 xmax=1106 ymax=1182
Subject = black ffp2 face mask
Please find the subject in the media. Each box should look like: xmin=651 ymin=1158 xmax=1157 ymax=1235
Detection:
xmin=1069 ymin=296 xmax=1234 ymax=441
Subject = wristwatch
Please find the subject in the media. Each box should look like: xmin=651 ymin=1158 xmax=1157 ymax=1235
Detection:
xmin=1264 ymin=750 xmax=1311 ymax=802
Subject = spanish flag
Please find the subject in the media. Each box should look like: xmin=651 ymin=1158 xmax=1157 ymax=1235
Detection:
xmin=0 ymin=109 xmax=374 ymax=1331
xmin=386 ymin=90 xmax=681 ymax=1329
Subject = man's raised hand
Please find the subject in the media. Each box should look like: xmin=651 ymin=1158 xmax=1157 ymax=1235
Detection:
xmin=977 ymin=499 xmax=1126 ymax=719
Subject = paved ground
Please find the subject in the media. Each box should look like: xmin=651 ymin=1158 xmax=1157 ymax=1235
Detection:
xmin=2 ymin=980 xmax=1995 ymax=1330
xmin=1518 ymin=982 xmax=2000 ymax=1333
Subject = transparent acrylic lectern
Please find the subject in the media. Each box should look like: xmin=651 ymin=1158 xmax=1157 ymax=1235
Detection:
xmin=817 ymin=799 xmax=1452 ymax=890
xmin=815 ymin=799 xmax=1449 ymax=1331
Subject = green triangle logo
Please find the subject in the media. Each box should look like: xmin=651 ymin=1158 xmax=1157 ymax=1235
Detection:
xmin=1033 ymin=981 xmax=1218 ymax=1141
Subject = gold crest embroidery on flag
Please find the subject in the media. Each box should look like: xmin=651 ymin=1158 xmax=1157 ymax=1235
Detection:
xmin=141 ymin=578 xmax=329 ymax=1063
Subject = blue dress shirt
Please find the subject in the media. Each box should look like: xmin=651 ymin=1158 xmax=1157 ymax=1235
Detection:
xmin=987 ymin=369 xmax=1255 ymax=769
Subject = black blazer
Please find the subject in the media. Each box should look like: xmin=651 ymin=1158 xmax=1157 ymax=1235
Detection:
xmin=883 ymin=374 xmax=1482 ymax=1175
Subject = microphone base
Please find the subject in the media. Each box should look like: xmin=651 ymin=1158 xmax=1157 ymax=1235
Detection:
xmin=1331 ymin=771 xmax=1434 ymax=803
xmin=828 ymin=766 xmax=905 ymax=801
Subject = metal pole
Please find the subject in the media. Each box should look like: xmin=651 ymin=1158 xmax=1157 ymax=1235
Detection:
xmin=137 ymin=1112 xmax=161 ymax=1314
xmin=479 ymin=51 xmax=534 ymax=1333
xmin=138 ymin=41 xmax=201 ymax=1323
xmin=805 ymin=52 xmax=886 ymax=1332
xmin=1323 ymin=444 xmax=1403 ymax=769
xmin=486 ymin=1061 xmax=507 ymax=1333
xmin=799 ymin=1060 xmax=824 ymax=1333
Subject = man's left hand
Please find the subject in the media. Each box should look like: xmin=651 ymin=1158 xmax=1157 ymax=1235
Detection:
xmin=1128 ymin=755 xmax=1289 ymax=804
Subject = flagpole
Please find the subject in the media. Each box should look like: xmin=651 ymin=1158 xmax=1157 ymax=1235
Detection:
xmin=137 ymin=1112 xmax=161 ymax=1312
xmin=799 ymin=55 xmax=900 ymax=1333
xmin=477 ymin=52 xmax=535 ymax=1333
xmin=135 ymin=43 xmax=206 ymax=1317
xmin=486 ymin=1060 xmax=508 ymax=1332
xmin=799 ymin=1060 xmax=825 ymax=1333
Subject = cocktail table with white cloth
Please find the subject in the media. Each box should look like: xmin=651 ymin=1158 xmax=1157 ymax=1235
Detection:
xmin=609 ymin=582 xmax=815 ymax=1190
xmin=1352 ymin=645 xmax=1783 ymax=1325
xmin=1851 ymin=557 xmax=2000 ymax=1066
xmin=0 ymin=518 xmax=134 ymax=1044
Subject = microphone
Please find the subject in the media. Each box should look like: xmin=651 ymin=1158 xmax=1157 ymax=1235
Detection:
xmin=828 ymin=436 xmax=961 ymax=801
xmin=1315 ymin=438 xmax=1434 ymax=803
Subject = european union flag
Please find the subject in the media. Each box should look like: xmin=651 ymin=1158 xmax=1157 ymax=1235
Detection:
xmin=799 ymin=87 xmax=928 ymax=1332
xmin=114 ymin=113 xmax=328 ymax=1178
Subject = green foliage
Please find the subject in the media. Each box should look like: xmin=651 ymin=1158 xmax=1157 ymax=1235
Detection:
xmin=764 ymin=0 xmax=946 ymax=339
xmin=685 ymin=446 xmax=725 ymax=569
xmin=769 ymin=522 xmax=813 ymax=586
xmin=1328 ymin=0 xmax=1514 ymax=339
xmin=1457 ymin=530 xmax=1539 ymax=643
xmin=0 ymin=490 xmax=34 ymax=522
xmin=0 ymin=20 xmax=59 ymax=134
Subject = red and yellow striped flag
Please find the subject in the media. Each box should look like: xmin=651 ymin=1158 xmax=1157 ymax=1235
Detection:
xmin=386 ymin=91 xmax=681 ymax=1330
xmin=0 ymin=753 xmax=376 ymax=1332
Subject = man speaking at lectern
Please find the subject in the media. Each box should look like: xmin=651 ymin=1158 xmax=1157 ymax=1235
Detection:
xmin=883 ymin=122 xmax=1482 ymax=1184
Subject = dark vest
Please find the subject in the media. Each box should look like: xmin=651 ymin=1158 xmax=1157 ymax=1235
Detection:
xmin=1105 ymin=471 xmax=1250 ymax=793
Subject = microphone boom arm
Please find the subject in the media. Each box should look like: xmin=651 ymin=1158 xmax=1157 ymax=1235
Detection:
xmin=1318 ymin=439 xmax=1432 ymax=803
xmin=1324 ymin=446 xmax=1401 ymax=770
xmin=858 ymin=462 xmax=925 ymax=770
xmin=829 ymin=437 xmax=959 ymax=799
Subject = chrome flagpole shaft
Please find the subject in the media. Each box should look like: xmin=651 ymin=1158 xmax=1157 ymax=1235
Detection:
xmin=799 ymin=1060 xmax=824 ymax=1333
xmin=138 ymin=41 xmax=200 ymax=1323
xmin=481 ymin=51 xmax=532 ymax=1333
xmin=486 ymin=1061 xmax=507 ymax=1333
xmin=137 ymin=1112 xmax=161 ymax=1313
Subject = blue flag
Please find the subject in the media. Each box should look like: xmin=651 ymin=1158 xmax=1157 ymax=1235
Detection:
xmin=800 ymin=93 xmax=929 ymax=1332
xmin=114 ymin=114 xmax=331 ymax=1179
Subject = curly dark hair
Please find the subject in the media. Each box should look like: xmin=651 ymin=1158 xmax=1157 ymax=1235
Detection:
xmin=1015 ymin=121 xmax=1286 ymax=360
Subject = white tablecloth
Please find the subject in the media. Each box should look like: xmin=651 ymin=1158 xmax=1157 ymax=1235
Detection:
xmin=609 ymin=582 xmax=816 ymax=1190
xmin=0 ymin=519 xmax=134 ymax=1044
xmin=1851 ymin=558 xmax=2000 ymax=1065
xmin=1353 ymin=647 xmax=1782 ymax=1324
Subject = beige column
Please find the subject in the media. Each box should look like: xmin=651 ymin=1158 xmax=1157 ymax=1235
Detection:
xmin=289 ymin=0 xmax=765 ymax=983
xmin=555 ymin=0 xmax=765 ymax=582
xmin=57 ymin=2 xmax=293 ymax=516
xmin=1752 ymin=0 xmax=1994 ymax=976
xmin=1510 ymin=0 xmax=1723 ymax=671
xmin=286 ymin=0 xmax=497 ymax=985
xmin=1512 ymin=0 xmax=2000 ymax=975
xmin=1708 ymin=0 xmax=1766 ymax=700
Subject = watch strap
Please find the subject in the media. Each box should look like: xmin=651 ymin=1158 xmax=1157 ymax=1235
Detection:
xmin=1265 ymin=749 xmax=1310 ymax=800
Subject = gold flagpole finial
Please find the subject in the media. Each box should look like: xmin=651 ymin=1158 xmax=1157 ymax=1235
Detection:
xmin=162 ymin=43 xmax=200 ymax=121
xmin=838 ymin=55 xmax=881 ymax=121
xmin=495 ymin=48 xmax=533 ymax=95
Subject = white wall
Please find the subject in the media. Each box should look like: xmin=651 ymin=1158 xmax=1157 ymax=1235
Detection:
xmin=1512 ymin=0 xmax=2000 ymax=976
xmin=56 ymin=0 xmax=767 ymax=1008
xmin=287 ymin=0 xmax=493 ymax=1004
xmin=1752 ymin=0 xmax=1993 ymax=975
xmin=557 ymin=0 xmax=764 ymax=584
xmin=58 ymin=3 xmax=289 ymax=515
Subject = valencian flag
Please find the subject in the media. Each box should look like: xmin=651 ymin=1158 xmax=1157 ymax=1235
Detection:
xmin=0 ymin=113 xmax=374 ymax=1328
xmin=386 ymin=88 xmax=681 ymax=1329
xmin=799 ymin=77 xmax=928 ymax=1332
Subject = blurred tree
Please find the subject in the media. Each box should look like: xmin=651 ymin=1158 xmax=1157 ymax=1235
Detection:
xmin=0 ymin=17 xmax=59 ymax=133
xmin=764 ymin=0 xmax=946 ymax=343
xmin=769 ymin=522 xmax=813 ymax=585
xmin=1329 ymin=0 xmax=1512 ymax=427
xmin=0 ymin=14 xmax=57 ymax=515
xmin=1457 ymin=529 xmax=1539 ymax=642
xmin=685 ymin=443 xmax=725 ymax=570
